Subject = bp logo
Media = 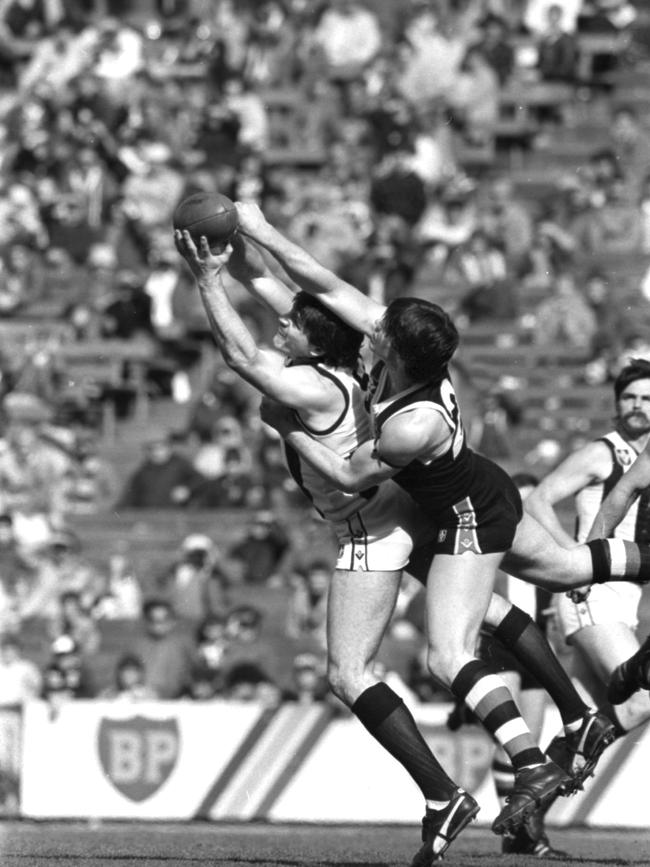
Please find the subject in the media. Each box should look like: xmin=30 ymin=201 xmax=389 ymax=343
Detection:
xmin=98 ymin=716 xmax=180 ymax=802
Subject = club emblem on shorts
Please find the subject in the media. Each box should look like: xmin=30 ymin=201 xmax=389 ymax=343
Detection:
xmin=615 ymin=448 xmax=633 ymax=467
xmin=98 ymin=716 xmax=180 ymax=802
xmin=437 ymin=529 xmax=447 ymax=543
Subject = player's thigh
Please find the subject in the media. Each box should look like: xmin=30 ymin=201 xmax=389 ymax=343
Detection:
xmin=426 ymin=551 xmax=503 ymax=655
xmin=572 ymin=622 xmax=640 ymax=682
xmin=503 ymin=511 xmax=586 ymax=586
xmin=327 ymin=568 xmax=402 ymax=668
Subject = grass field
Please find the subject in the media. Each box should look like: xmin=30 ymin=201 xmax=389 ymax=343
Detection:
xmin=2 ymin=821 xmax=650 ymax=867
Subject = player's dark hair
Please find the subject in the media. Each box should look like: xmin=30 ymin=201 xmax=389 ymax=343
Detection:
xmin=383 ymin=298 xmax=459 ymax=382
xmin=290 ymin=292 xmax=363 ymax=369
xmin=614 ymin=358 xmax=650 ymax=400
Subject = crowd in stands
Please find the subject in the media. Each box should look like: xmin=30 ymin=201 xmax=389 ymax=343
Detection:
xmin=1 ymin=0 xmax=650 ymax=737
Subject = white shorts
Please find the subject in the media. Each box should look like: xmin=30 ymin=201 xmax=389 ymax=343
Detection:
xmin=555 ymin=581 xmax=642 ymax=641
xmin=332 ymin=481 xmax=434 ymax=572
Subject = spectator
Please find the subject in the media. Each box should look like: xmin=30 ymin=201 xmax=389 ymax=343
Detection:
xmin=61 ymin=428 xmax=116 ymax=515
xmin=225 ymin=604 xmax=263 ymax=646
xmin=640 ymin=173 xmax=650 ymax=254
xmin=537 ymin=3 xmax=578 ymax=82
xmin=453 ymin=230 xmax=515 ymax=321
xmin=448 ymin=47 xmax=500 ymax=147
xmin=533 ymin=270 xmax=599 ymax=350
xmin=127 ymin=598 xmax=196 ymax=699
xmin=481 ymin=176 xmax=534 ymax=272
xmin=99 ymin=270 xmax=155 ymax=341
xmin=116 ymin=432 xmax=206 ymax=509
xmin=524 ymin=0 xmax=582 ymax=35
xmin=284 ymin=652 xmax=330 ymax=703
xmin=0 ymin=634 xmax=41 ymax=706
xmin=0 ymin=392 xmax=71 ymax=547
xmin=20 ymin=528 xmax=104 ymax=622
xmin=195 ymin=613 xmax=230 ymax=676
xmin=40 ymin=662 xmax=75 ymax=718
xmin=311 ymin=0 xmax=382 ymax=101
xmin=193 ymin=450 xmax=257 ymax=508
xmin=49 ymin=589 xmax=101 ymax=658
xmin=100 ymin=654 xmax=157 ymax=701
xmin=192 ymin=414 xmax=252 ymax=482
xmin=610 ymin=106 xmax=650 ymax=204
xmin=48 ymin=634 xmax=96 ymax=698
xmin=480 ymin=14 xmax=515 ymax=85
xmin=581 ymin=175 xmax=643 ymax=254
xmin=369 ymin=150 xmax=427 ymax=227
xmin=154 ymin=533 xmax=229 ymax=623
xmin=185 ymin=663 xmax=223 ymax=701
xmin=225 ymin=660 xmax=281 ymax=705
xmin=0 ymin=512 xmax=38 ymax=633
xmin=228 ymin=511 xmax=290 ymax=585
xmin=93 ymin=542 xmax=142 ymax=620
xmin=286 ymin=558 xmax=330 ymax=646
xmin=397 ymin=5 xmax=470 ymax=107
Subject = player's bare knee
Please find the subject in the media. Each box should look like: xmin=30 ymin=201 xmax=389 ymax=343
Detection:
xmin=426 ymin=645 xmax=455 ymax=687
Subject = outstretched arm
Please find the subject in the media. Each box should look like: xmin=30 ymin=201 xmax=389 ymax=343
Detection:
xmin=586 ymin=450 xmax=650 ymax=541
xmin=175 ymin=231 xmax=335 ymax=412
xmin=260 ymin=397 xmax=437 ymax=492
xmin=226 ymin=233 xmax=294 ymax=317
xmin=235 ymin=202 xmax=385 ymax=337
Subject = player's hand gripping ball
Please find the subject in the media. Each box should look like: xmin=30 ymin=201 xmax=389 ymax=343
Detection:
xmin=172 ymin=192 xmax=238 ymax=249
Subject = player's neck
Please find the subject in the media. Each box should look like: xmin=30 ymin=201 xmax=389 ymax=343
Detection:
xmin=618 ymin=425 xmax=650 ymax=454
xmin=381 ymin=356 xmax=415 ymax=394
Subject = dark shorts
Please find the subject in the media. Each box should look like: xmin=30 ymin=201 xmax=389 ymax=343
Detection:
xmin=430 ymin=456 xmax=523 ymax=556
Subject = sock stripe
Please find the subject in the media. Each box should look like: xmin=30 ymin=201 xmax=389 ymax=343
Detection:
xmin=613 ymin=539 xmax=634 ymax=576
xmin=466 ymin=674 xmax=511 ymax=708
xmin=494 ymin=718 xmax=533 ymax=745
xmin=483 ymin=701 xmax=522 ymax=733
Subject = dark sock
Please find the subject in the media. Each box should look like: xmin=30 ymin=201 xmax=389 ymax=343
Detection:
xmin=352 ymin=682 xmax=457 ymax=801
xmin=493 ymin=606 xmax=589 ymax=726
xmin=587 ymin=539 xmax=650 ymax=582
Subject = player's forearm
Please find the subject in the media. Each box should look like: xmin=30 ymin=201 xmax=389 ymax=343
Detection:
xmin=283 ymin=429 xmax=369 ymax=492
xmin=197 ymin=272 xmax=259 ymax=369
xmin=248 ymin=221 xmax=342 ymax=299
xmin=586 ymin=490 xmax=638 ymax=541
xmin=245 ymin=275 xmax=294 ymax=316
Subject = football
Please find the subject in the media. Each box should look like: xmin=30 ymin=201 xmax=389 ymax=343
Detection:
xmin=172 ymin=192 xmax=238 ymax=247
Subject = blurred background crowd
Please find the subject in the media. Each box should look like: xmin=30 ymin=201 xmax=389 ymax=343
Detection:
xmin=1 ymin=0 xmax=650 ymax=789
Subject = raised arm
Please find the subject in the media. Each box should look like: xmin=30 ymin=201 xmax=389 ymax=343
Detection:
xmin=226 ymin=233 xmax=294 ymax=317
xmin=175 ymin=231 xmax=336 ymax=413
xmin=235 ymin=202 xmax=385 ymax=337
xmin=586 ymin=449 xmax=650 ymax=541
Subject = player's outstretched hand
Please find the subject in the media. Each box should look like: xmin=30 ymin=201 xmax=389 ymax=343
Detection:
xmin=260 ymin=396 xmax=298 ymax=436
xmin=174 ymin=230 xmax=230 ymax=280
xmin=227 ymin=234 xmax=267 ymax=283
xmin=235 ymin=202 xmax=268 ymax=239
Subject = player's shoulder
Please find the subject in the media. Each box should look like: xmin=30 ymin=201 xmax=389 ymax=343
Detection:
xmin=561 ymin=436 xmax=619 ymax=478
